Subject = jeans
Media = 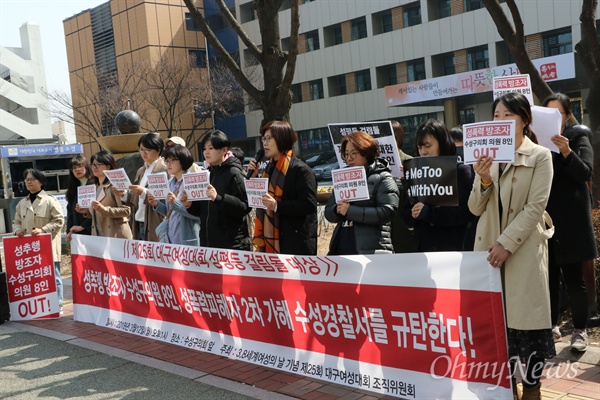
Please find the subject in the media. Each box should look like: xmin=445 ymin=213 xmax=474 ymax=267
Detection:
xmin=54 ymin=261 xmax=63 ymax=306
xmin=138 ymin=221 xmax=145 ymax=241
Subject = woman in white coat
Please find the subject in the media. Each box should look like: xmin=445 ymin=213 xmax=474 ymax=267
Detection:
xmin=468 ymin=93 xmax=554 ymax=400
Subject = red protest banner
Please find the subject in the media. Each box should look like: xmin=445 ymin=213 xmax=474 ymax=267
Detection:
xmin=71 ymin=235 xmax=511 ymax=399
xmin=2 ymin=234 xmax=59 ymax=320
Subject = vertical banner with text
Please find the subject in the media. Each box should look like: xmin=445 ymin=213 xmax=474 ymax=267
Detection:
xmin=3 ymin=234 xmax=59 ymax=320
xmin=72 ymin=236 xmax=510 ymax=399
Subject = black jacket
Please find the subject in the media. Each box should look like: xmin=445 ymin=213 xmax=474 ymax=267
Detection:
xmin=325 ymin=158 xmax=399 ymax=254
xmin=404 ymin=161 xmax=475 ymax=252
xmin=264 ymin=156 xmax=318 ymax=255
xmin=188 ymin=156 xmax=251 ymax=250
xmin=546 ymin=125 xmax=598 ymax=263
xmin=66 ymin=178 xmax=93 ymax=235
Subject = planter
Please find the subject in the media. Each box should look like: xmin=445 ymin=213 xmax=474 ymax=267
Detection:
xmin=317 ymin=191 xmax=331 ymax=205
xmin=96 ymin=133 xmax=145 ymax=155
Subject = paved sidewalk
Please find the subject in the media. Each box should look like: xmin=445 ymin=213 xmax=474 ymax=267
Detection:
xmin=2 ymin=278 xmax=599 ymax=400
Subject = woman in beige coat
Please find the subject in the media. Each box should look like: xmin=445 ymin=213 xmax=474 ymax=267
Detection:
xmin=468 ymin=93 xmax=554 ymax=400
xmin=13 ymin=169 xmax=64 ymax=309
xmin=78 ymin=151 xmax=132 ymax=239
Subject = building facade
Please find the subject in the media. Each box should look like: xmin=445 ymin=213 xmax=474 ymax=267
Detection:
xmin=237 ymin=0 xmax=596 ymax=157
xmin=64 ymin=0 xmax=217 ymax=159
xmin=0 ymin=22 xmax=52 ymax=141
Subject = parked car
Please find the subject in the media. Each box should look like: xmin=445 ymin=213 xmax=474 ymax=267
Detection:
xmin=304 ymin=151 xmax=335 ymax=168
xmin=313 ymin=157 xmax=339 ymax=181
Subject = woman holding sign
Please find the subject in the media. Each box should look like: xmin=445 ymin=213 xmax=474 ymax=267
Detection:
xmin=247 ymin=120 xmax=318 ymax=255
xmin=78 ymin=151 xmax=132 ymax=239
xmin=186 ymin=130 xmax=250 ymax=250
xmin=325 ymin=131 xmax=399 ymax=254
xmin=148 ymin=145 xmax=200 ymax=246
xmin=406 ymin=119 xmax=475 ymax=252
xmin=468 ymin=93 xmax=554 ymax=399
xmin=66 ymin=155 xmax=93 ymax=241
xmin=542 ymin=93 xmax=596 ymax=351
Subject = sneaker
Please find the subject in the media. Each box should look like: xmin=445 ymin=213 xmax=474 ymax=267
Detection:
xmin=552 ymin=326 xmax=562 ymax=342
xmin=570 ymin=329 xmax=588 ymax=352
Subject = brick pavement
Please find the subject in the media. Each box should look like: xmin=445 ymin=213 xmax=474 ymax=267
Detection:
xmin=15 ymin=300 xmax=597 ymax=400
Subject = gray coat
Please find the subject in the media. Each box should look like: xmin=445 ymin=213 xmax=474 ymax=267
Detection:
xmin=325 ymin=158 xmax=399 ymax=254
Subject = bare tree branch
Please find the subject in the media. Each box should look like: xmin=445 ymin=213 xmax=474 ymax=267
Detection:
xmin=214 ymin=0 xmax=261 ymax=57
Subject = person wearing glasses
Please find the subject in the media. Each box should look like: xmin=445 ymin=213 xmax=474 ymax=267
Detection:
xmin=324 ymin=131 xmax=399 ymax=254
xmin=404 ymin=119 xmax=475 ymax=252
xmin=186 ymin=131 xmax=251 ymax=250
xmin=148 ymin=145 xmax=200 ymax=246
xmin=78 ymin=151 xmax=132 ymax=239
xmin=122 ymin=132 xmax=167 ymax=241
xmin=13 ymin=169 xmax=65 ymax=311
xmin=165 ymin=136 xmax=202 ymax=172
xmin=542 ymin=93 xmax=597 ymax=352
xmin=247 ymin=120 xmax=318 ymax=255
xmin=65 ymin=155 xmax=93 ymax=241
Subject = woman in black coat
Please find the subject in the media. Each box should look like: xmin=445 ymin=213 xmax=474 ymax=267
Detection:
xmin=247 ymin=120 xmax=318 ymax=255
xmin=543 ymin=93 xmax=597 ymax=351
xmin=65 ymin=155 xmax=93 ymax=241
xmin=404 ymin=119 xmax=475 ymax=252
xmin=187 ymin=130 xmax=251 ymax=250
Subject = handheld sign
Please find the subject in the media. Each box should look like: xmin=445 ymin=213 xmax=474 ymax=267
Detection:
xmin=531 ymin=105 xmax=562 ymax=153
xmin=331 ymin=166 xmax=370 ymax=202
xmin=404 ymin=156 xmax=459 ymax=206
xmin=103 ymin=168 xmax=132 ymax=191
xmin=77 ymin=184 xmax=96 ymax=209
xmin=3 ymin=234 xmax=59 ymax=320
xmin=183 ymin=171 xmax=211 ymax=201
xmin=493 ymin=74 xmax=534 ymax=105
xmin=147 ymin=172 xmax=170 ymax=200
xmin=245 ymin=178 xmax=268 ymax=209
xmin=328 ymin=121 xmax=403 ymax=179
xmin=463 ymin=120 xmax=516 ymax=164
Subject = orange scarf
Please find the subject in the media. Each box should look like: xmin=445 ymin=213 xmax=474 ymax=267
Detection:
xmin=253 ymin=150 xmax=292 ymax=253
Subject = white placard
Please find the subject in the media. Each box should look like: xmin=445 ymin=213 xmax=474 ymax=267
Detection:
xmin=531 ymin=105 xmax=562 ymax=153
xmin=77 ymin=184 xmax=96 ymax=209
xmin=245 ymin=178 xmax=268 ymax=209
xmin=147 ymin=172 xmax=170 ymax=200
xmin=183 ymin=171 xmax=211 ymax=201
xmin=331 ymin=166 xmax=370 ymax=202
xmin=492 ymin=74 xmax=534 ymax=105
xmin=463 ymin=121 xmax=516 ymax=164
xmin=103 ymin=168 xmax=132 ymax=191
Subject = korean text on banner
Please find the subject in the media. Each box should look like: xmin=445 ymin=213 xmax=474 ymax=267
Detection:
xmin=404 ymin=156 xmax=459 ymax=206
xmin=77 ymin=184 xmax=96 ymax=209
xmin=103 ymin=168 xmax=132 ymax=191
xmin=3 ymin=234 xmax=59 ymax=320
xmin=331 ymin=166 xmax=370 ymax=202
xmin=183 ymin=171 xmax=211 ymax=201
xmin=463 ymin=121 xmax=516 ymax=164
xmin=147 ymin=172 xmax=170 ymax=200
xmin=245 ymin=178 xmax=268 ymax=209
xmin=71 ymin=236 xmax=511 ymax=399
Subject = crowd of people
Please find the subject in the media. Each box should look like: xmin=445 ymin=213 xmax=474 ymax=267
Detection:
xmin=12 ymin=95 xmax=598 ymax=399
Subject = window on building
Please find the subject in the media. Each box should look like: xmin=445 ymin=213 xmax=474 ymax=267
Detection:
xmin=460 ymin=108 xmax=476 ymax=125
xmin=306 ymin=30 xmax=320 ymax=52
xmin=467 ymin=46 xmax=489 ymax=70
xmin=407 ymin=59 xmax=426 ymax=82
xmin=328 ymin=74 xmax=347 ymax=96
xmin=281 ymin=37 xmax=290 ymax=52
xmin=355 ymin=69 xmax=372 ymax=92
xmin=291 ymin=83 xmax=303 ymax=103
xmin=495 ymin=41 xmax=514 ymax=65
xmin=442 ymin=54 xmax=455 ymax=75
xmin=188 ymin=49 xmax=207 ymax=68
xmin=324 ymin=23 xmax=343 ymax=47
xmin=240 ymin=2 xmax=256 ymax=23
xmin=464 ymin=0 xmax=483 ymax=11
xmin=279 ymin=0 xmax=291 ymax=11
xmin=376 ymin=64 xmax=398 ymax=88
xmin=304 ymin=0 xmax=315 ymax=3
xmin=351 ymin=17 xmax=368 ymax=40
xmin=437 ymin=0 xmax=451 ymax=19
xmin=372 ymin=10 xmax=393 ymax=35
xmin=403 ymin=2 xmax=422 ymax=27
xmin=185 ymin=13 xmax=201 ymax=31
xmin=309 ymin=79 xmax=324 ymax=100
xmin=543 ymin=29 xmax=572 ymax=57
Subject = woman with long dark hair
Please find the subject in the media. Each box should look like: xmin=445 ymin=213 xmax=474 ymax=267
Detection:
xmin=65 ymin=155 xmax=93 ymax=241
xmin=77 ymin=150 xmax=132 ymax=239
xmin=468 ymin=92 xmax=554 ymax=399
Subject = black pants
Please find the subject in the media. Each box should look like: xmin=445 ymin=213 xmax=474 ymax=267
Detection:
xmin=549 ymin=258 xmax=588 ymax=329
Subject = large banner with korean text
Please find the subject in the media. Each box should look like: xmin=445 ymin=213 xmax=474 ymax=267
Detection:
xmin=71 ymin=235 xmax=511 ymax=399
